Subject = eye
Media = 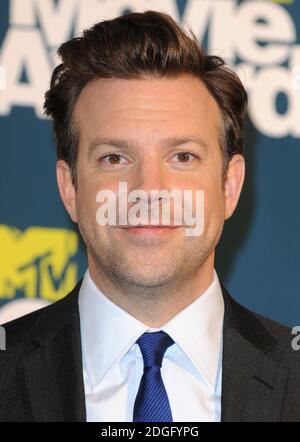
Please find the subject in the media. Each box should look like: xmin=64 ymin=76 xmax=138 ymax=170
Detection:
xmin=98 ymin=154 xmax=129 ymax=167
xmin=171 ymin=151 xmax=199 ymax=163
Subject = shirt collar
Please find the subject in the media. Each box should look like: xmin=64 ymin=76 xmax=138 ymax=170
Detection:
xmin=78 ymin=268 xmax=224 ymax=391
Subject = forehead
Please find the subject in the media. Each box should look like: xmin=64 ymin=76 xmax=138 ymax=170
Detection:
xmin=73 ymin=74 xmax=221 ymax=146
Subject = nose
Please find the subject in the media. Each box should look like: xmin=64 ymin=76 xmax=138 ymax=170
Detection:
xmin=129 ymin=155 xmax=169 ymax=197
xmin=122 ymin=154 xmax=185 ymax=227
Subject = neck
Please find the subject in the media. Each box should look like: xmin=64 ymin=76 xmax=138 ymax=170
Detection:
xmin=88 ymin=254 xmax=215 ymax=328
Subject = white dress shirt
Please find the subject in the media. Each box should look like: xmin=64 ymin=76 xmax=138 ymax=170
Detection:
xmin=78 ymin=268 xmax=224 ymax=422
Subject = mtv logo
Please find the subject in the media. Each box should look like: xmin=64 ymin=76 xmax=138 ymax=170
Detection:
xmin=0 ymin=225 xmax=78 ymax=302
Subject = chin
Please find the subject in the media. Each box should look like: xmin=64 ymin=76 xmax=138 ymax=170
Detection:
xmin=123 ymin=266 xmax=177 ymax=287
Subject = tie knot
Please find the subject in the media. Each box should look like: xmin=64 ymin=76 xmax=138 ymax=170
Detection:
xmin=136 ymin=331 xmax=175 ymax=368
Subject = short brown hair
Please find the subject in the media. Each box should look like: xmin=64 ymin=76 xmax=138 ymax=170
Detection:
xmin=44 ymin=10 xmax=247 ymax=185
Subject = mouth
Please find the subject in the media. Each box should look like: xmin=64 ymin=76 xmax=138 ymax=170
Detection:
xmin=116 ymin=225 xmax=183 ymax=235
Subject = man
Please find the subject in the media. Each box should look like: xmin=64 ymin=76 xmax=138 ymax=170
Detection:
xmin=0 ymin=10 xmax=299 ymax=422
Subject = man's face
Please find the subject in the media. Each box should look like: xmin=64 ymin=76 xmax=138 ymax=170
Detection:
xmin=58 ymin=74 xmax=244 ymax=290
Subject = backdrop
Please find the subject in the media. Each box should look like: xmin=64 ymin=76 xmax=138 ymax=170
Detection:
xmin=0 ymin=0 xmax=299 ymax=327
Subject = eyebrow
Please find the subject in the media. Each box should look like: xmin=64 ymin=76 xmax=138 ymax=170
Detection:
xmin=88 ymin=135 xmax=208 ymax=157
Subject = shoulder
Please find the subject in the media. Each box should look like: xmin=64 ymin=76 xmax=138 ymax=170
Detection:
xmin=223 ymin=286 xmax=300 ymax=367
xmin=0 ymin=279 xmax=82 ymax=358
xmin=229 ymin=290 xmax=291 ymax=336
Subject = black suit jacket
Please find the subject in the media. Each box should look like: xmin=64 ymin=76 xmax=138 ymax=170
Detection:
xmin=0 ymin=280 xmax=299 ymax=422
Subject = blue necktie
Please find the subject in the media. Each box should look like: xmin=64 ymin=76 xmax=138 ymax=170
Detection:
xmin=133 ymin=331 xmax=175 ymax=422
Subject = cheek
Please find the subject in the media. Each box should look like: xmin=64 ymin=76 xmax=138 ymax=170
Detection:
xmin=75 ymin=182 xmax=98 ymax=226
xmin=203 ymin=185 xmax=225 ymax=229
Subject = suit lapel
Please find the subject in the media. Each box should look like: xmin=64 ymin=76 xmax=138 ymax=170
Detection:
xmin=20 ymin=281 xmax=86 ymax=422
xmin=221 ymin=287 xmax=289 ymax=422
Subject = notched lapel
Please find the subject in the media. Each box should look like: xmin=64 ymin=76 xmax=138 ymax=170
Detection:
xmin=20 ymin=282 xmax=86 ymax=422
xmin=221 ymin=287 xmax=289 ymax=422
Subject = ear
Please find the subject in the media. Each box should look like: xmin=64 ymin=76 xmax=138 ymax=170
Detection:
xmin=224 ymin=154 xmax=245 ymax=220
xmin=56 ymin=160 xmax=77 ymax=223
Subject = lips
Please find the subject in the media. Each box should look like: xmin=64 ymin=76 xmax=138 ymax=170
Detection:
xmin=117 ymin=225 xmax=182 ymax=237
xmin=121 ymin=225 xmax=181 ymax=228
